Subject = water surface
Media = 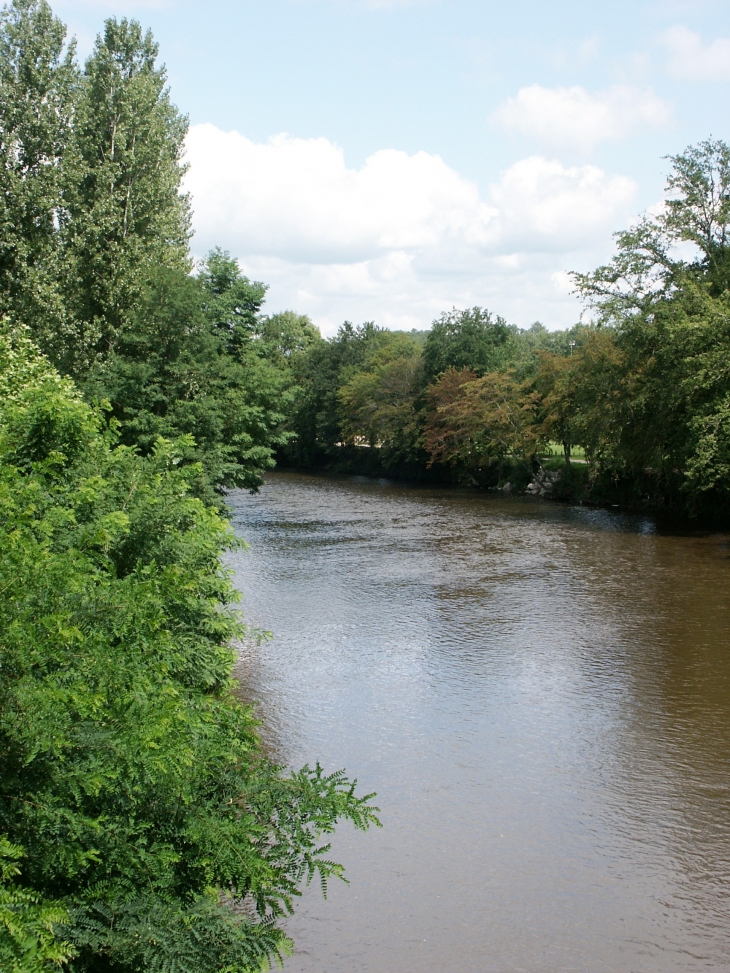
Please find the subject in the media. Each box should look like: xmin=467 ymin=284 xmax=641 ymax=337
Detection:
xmin=227 ymin=472 xmax=730 ymax=973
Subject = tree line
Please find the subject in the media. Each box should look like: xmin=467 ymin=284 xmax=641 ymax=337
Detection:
xmin=283 ymin=144 xmax=730 ymax=518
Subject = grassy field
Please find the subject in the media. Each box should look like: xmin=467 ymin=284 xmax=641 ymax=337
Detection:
xmin=540 ymin=442 xmax=587 ymax=461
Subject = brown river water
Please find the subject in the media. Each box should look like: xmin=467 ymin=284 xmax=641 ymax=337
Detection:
xmin=226 ymin=471 xmax=730 ymax=973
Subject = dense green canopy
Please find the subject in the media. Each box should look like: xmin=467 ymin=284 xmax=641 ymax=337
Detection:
xmin=0 ymin=325 xmax=378 ymax=973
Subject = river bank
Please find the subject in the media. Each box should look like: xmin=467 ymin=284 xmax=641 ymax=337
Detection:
xmin=277 ymin=447 xmax=730 ymax=526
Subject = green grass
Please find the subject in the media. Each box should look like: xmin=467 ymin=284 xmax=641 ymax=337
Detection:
xmin=540 ymin=441 xmax=586 ymax=461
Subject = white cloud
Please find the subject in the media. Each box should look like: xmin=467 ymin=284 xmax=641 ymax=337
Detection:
xmin=659 ymin=26 xmax=730 ymax=81
xmin=184 ymin=124 xmax=637 ymax=334
xmin=492 ymin=84 xmax=672 ymax=152
xmin=489 ymin=157 xmax=635 ymax=251
xmin=185 ymin=124 xmax=497 ymax=264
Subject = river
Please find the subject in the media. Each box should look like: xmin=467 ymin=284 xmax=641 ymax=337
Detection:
xmin=226 ymin=471 xmax=730 ymax=973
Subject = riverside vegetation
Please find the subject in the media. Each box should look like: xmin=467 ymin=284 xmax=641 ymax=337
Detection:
xmin=281 ymin=139 xmax=730 ymax=519
xmin=1 ymin=0 xmax=730 ymax=970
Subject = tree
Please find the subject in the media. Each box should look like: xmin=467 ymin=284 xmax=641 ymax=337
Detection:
xmin=337 ymin=332 xmax=423 ymax=463
xmin=532 ymin=351 xmax=582 ymax=465
xmin=0 ymin=0 xmax=77 ymax=344
xmin=571 ymin=140 xmax=730 ymax=511
xmin=285 ymin=322 xmax=388 ymax=465
xmin=83 ymin=255 xmax=296 ymax=500
xmin=613 ymin=286 xmax=730 ymax=507
xmin=60 ymin=17 xmax=190 ymax=376
xmin=573 ymin=140 xmax=730 ymax=322
xmin=255 ymin=310 xmax=321 ymax=368
xmin=422 ymin=307 xmax=515 ymax=383
xmin=199 ymin=248 xmax=267 ymax=355
xmin=663 ymin=140 xmax=730 ymax=295
xmin=424 ymin=367 xmax=545 ymax=482
xmin=0 ymin=326 xmax=379 ymax=973
xmin=1 ymin=838 xmax=72 ymax=973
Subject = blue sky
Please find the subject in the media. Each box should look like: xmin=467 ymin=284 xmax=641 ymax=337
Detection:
xmin=55 ymin=0 xmax=730 ymax=333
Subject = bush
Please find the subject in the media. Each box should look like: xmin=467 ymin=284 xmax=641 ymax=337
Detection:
xmin=0 ymin=328 xmax=378 ymax=973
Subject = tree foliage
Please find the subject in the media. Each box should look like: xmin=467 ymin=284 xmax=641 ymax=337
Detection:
xmin=0 ymin=838 xmax=72 ymax=973
xmin=287 ymin=140 xmax=730 ymax=514
xmin=0 ymin=6 xmax=291 ymax=497
xmin=424 ymin=367 xmax=546 ymax=480
xmin=573 ymin=139 xmax=730 ymax=320
xmin=337 ymin=331 xmax=423 ymax=461
xmin=82 ymin=253 xmax=298 ymax=500
xmin=0 ymin=327 xmax=379 ymax=973
xmin=58 ymin=17 xmax=190 ymax=375
xmin=422 ymin=307 xmax=515 ymax=383
xmin=566 ymin=140 xmax=730 ymax=508
xmin=0 ymin=0 xmax=76 ymax=342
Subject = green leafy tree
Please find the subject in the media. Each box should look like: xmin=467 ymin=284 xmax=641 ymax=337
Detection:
xmin=571 ymin=140 xmax=730 ymax=510
xmin=0 ymin=6 xmax=326 ymax=498
xmin=511 ymin=322 xmax=583 ymax=362
xmin=256 ymin=310 xmax=321 ymax=368
xmin=337 ymin=332 xmax=423 ymax=464
xmin=0 ymin=837 xmax=72 ymax=973
xmin=680 ymin=292 xmax=730 ymax=496
xmin=60 ymin=17 xmax=190 ymax=375
xmin=424 ymin=367 xmax=546 ymax=483
xmin=532 ymin=350 xmax=584 ymax=465
xmin=83 ymin=256 xmax=296 ymax=499
xmin=0 ymin=327 xmax=379 ymax=973
xmin=0 ymin=0 xmax=76 ymax=344
xmin=199 ymin=248 xmax=267 ymax=355
xmin=285 ymin=322 xmax=387 ymax=465
xmin=422 ymin=307 xmax=515 ymax=383
xmin=573 ymin=140 xmax=730 ymax=321
xmin=599 ymin=287 xmax=730 ymax=508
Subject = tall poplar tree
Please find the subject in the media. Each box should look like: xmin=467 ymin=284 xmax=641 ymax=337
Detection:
xmin=0 ymin=0 xmax=76 ymax=344
xmin=61 ymin=17 xmax=190 ymax=376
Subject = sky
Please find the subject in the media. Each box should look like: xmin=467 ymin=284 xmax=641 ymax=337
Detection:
xmin=54 ymin=0 xmax=730 ymax=335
